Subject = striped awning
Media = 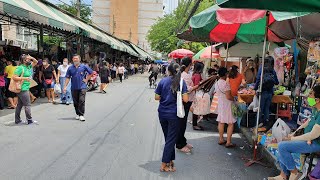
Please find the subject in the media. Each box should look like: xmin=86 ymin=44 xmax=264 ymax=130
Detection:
xmin=0 ymin=0 xmax=138 ymax=56
xmin=129 ymin=42 xmax=153 ymax=59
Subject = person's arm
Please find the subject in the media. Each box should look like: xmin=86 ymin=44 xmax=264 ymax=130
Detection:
xmin=30 ymin=56 xmax=38 ymax=67
xmin=290 ymin=120 xmax=310 ymax=137
xmin=273 ymin=70 xmax=279 ymax=85
xmin=53 ymin=68 xmax=58 ymax=83
xmin=254 ymin=67 xmax=262 ymax=90
xmin=83 ymin=65 xmax=93 ymax=83
xmin=155 ymin=80 xmax=162 ymax=101
xmin=12 ymin=67 xmax=29 ymax=82
xmin=225 ymin=90 xmax=234 ymax=101
xmin=57 ymin=66 xmax=61 ymax=84
xmin=182 ymin=81 xmax=189 ymax=103
xmin=291 ymin=124 xmax=320 ymax=142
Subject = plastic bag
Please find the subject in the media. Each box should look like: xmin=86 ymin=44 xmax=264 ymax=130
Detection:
xmin=309 ymin=160 xmax=320 ymax=180
xmin=248 ymin=95 xmax=259 ymax=112
xmin=271 ymin=118 xmax=291 ymax=143
xmin=54 ymin=84 xmax=61 ymax=94
xmin=177 ymin=78 xmax=185 ymax=118
xmin=192 ymin=90 xmax=211 ymax=115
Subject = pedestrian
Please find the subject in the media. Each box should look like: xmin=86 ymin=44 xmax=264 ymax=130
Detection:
xmin=148 ymin=62 xmax=159 ymax=86
xmin=57 ymin=58 xmax=72 ymax=105
xmin=118 ymin=63 xmax=125 ymax=83
xmin=268 ymin=86 xmax=320 ymax=180
xmin=0 ymin=70 xmax=5 ymax=110
xmin=12 ymin=54 xmax=38 ymax=124
xmin=33 ymin=59 xmax=43 ymax=98
xmin=191 ymin=62 xmax=205 ymax=130
xmin=99 ymin=61 xmax=110 ymax=93
xmin=63 ymin=54 xmax=93 ymax=121
xmin=111 ymin=64 xmax=117 ymax=82
xmin=216 ymin=67 xmax=237 ymax=148
xmin=254 ymin=56 xmax=279 ymax=128
xmin=176 ymin=57 xmax=198 ymax=153
xmin=155 ymin=63 xmax=188 ymax=172
xmin=228 ymin=65 xmax=246 ymax=97
xmin=4 ymin=59 xmax=18 ymax=109
xmin=40 ymin=58 xmax=58 ymax=103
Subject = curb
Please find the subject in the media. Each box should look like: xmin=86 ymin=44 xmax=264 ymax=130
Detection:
xmin=240 ymin=127 xmax=281 ymax=171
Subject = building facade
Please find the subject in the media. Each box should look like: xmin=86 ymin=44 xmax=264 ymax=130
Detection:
xmin=163 ymin=0 xmax=180 ymax=15
xmin=92 ymin=0 xmax=163 ymax=53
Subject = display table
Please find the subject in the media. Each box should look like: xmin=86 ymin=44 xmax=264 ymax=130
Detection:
xmin=238 ymin=94 xmax=293 ymax=127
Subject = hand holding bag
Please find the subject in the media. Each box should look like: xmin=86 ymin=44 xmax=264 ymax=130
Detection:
xmin=9 ymin=68 xmax=24 ymax=93
xmin=177 ymin=78 xmax=185 ymax=118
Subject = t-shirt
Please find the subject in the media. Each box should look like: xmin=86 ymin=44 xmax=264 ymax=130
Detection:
xmin=58 ymin=65 xmax=70 ymax=78
xmin=42 ymin=65 xmax=55 ymax=79
xmin=5 ymin=65 xmax=17 ymax=79
xmin=305 ymin=109 xmax=320 ymax=145
xmin=66 ymin=64 xmax=93 ymax=90
xmin=155 ymin=77 xmax=187 ymax=120
xmin=118 ymin=67 xmax=125 ymax=74
xmin=14 ymin=65 xmax=32 ymax=91
xmin=229 ymin=73 xmax=244 ymax=97
xmin=192 ymin=73 xmax=202 ymax=86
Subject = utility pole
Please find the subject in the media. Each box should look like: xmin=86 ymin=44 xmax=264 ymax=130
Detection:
xmin=76 ymin=0 xmax=82 ymax=58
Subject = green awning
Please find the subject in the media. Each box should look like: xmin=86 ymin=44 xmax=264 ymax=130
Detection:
xmin=130 ymin=43 xmax=153 ymax=60
xmin=0 ymin=0 xmax=134 ymax=55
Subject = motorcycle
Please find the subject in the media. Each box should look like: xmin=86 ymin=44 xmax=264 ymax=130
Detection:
xmin=87 ymin=71 xmax=99 ymax=91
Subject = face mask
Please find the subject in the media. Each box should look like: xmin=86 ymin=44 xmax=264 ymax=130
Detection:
xmin=63 ymin=62 xmax=68 ymax=66
xmin=26 ymin=61 xmax=31 ymax=65
xmin=308 ymin=97 xmax=317 ymax=107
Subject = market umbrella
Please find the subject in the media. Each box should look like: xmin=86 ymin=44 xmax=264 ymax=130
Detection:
xmin=189 ymin=5 xmax=309 ymax=44
xmin=216 ymin=0 xmax=320 ymax=12
xmin=168 ymin=49 xmax=194 ymax=59
xmin=193 ymin=45 xmax=220 ymax=60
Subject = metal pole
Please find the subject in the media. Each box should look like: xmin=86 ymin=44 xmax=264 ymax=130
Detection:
xmin=76 ymin=0 xmax=81 ymax=56
xmin=40 ymin=25 xmax=44 ymax=59
xmin=225 ymin=43 xmax=229 ymax=67
xmin=211 ymin=42 xmax=213 ymax=61
xmin=255 ymin=12 xmax=270 ymax=137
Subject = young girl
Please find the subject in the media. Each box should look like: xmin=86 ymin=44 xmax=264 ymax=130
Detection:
xmin=191 ymin=62 xmax=205 ymax=130
xmin=155 ymin=63 xmax=188 ymax=172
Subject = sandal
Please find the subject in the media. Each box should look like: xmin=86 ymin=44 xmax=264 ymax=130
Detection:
xmin=218 ymin=141 xmax=227 ymax=145
xmin=186 ymin=144 xmax=193 ymax=149
xmin=225 ymin=143 xmax=237 ymax=148
xmin=7 ymin=106 xmax=14 ymax=109
xmin=179 ymin=146 xmax=191 ymax=153
xmin=160 ymin=164 xmax=175 ymax=172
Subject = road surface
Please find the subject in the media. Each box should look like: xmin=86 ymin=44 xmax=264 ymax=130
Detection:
xmin=0 ymin=74 xmax=277 ymax=180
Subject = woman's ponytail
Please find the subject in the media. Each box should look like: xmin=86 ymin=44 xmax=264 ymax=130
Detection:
xmin=168 ymin=63 xmax=181 ymax=93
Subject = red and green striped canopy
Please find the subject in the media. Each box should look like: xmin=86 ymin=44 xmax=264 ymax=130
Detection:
xmin=190 ymin=5 xmax=310 ymax=44
xmin=216 ymin=0 xmax=320 ymax=12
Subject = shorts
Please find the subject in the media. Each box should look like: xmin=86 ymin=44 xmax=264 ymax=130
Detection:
xmin=43 ymin=81 xmax=55 ymax=89
xmin=100 ymin=76 xmax=110 ymax=84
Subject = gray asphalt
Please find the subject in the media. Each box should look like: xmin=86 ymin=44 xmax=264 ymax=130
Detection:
xmin=0 ymin=74 xmax=277 ymax=180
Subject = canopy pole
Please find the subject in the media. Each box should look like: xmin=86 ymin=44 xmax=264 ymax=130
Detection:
xmin=243 ymin=11 xmax=270 ymax=168
xmin=211 ymin=42 xmax=213 ymax=61
xmin=225 ymin=43 xmax=229 ymax=67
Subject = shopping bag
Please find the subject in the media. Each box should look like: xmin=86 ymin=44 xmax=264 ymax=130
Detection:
xmin=210 ymin=94 xmax=218 ymax=114
xmin=271 ymin=118 xmax=291 ymax=143
xmin=177 ymin=78 xmax=185 ymax=118
xmin=54 ymin=84 xmax=61 ymax=94
xmin=248 ymin=95 xmax=259 ymax=112
xmin=9 ymin=68 xmax=24 ymax=93
xmin=29 ymin=79 xmax=38 ymax=88
xmin=193 ymin=90 xmax=211 ymax=115
xmin=309 ymin=160 xmax=320 ymax=180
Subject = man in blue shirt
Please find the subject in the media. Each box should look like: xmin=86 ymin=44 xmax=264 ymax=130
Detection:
xmin=64 ymin=55 xmax=93 ymax=121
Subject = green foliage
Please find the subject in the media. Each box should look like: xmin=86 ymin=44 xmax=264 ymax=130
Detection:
xmin=43 ymin=36 xmax=63 ymax=46
xmin=57 ymin=1 xmax=92 ymax=24
xmin=147 ymin=0 xmax=213 ymax=54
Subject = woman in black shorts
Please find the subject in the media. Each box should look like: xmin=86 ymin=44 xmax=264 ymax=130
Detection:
xmin=99 ymin=61 xmax=110 ymax=93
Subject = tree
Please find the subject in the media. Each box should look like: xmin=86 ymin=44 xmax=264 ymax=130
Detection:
xmin=57 ymin=1 xmax=92 ymax=24
xmin=147 ymin=0 xmax=214 ymax=54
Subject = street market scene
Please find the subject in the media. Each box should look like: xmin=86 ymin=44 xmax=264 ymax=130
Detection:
xmin=1 ymin=0 xmax=320 ymax=180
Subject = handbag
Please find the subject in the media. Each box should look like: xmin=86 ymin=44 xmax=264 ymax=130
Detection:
xmin=45 ymin=78 xmax=53 ymax=85
xmin=177 ymin=78 xmax=185 ymax=118
xmin=9 ymin=68 xmax=24 ymax=93
xmin=210 ymin=93 xmax=219 ymax=114
xmin=29 ymin=79 xmax=38 ymax=88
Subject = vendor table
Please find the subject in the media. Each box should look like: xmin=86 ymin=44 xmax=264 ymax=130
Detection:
xmin=238 ymin=94 xmax=293 ymax=127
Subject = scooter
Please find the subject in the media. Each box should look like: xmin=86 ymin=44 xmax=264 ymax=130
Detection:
xmin=87 ymin=71 xmax=99 ymax=91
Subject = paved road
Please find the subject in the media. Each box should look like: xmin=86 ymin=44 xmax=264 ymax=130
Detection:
xmin=0 ymin=74 xmax=277 ymax=180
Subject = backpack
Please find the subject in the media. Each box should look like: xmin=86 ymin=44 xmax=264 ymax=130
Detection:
xmin=262 ymin=69 xmax=275 ymax=91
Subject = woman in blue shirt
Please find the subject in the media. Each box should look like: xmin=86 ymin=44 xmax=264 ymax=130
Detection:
xmin=155 ymin=63 xmax=188 ymax=172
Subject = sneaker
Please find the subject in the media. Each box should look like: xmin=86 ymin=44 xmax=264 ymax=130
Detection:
xmin=66 ymin=102 xmax=70 ymax=105
xmin=76 ymin=115 xmax=80 ymax=120
xmin=28 ymin=120 xmax=39 ymax=125
xmin=79 ymin=116 xmax=85 ymax=122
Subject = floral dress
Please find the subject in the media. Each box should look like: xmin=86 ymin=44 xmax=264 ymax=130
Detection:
xmin=215 ymin=79 xmax=236 ymax=124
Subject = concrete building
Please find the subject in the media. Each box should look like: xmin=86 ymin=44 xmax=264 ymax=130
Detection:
xmin=92 ymin=0 xmax=163 ymax=53
xmin=163 ymin=0 xmax=180 ymax=15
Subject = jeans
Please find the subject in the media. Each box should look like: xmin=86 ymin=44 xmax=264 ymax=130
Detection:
xmin=15 ymin=91 xmax=32 ymax=123
xmin=0 ymin=87 xmax=4 ymax=109
xmin=160 ymin=117 xmax=179 ymax=163
xmin=72 ymin=90 xmax=86 ymax=116
xmin=176 ymin=101 xmax=192 ymax=149
xmin=260 ymin=91 xmax=272 ymax=124
xmin=59 ymin=77 xmax=72 ymax=103
xmin=149 ymin=72 xmax=158 ymax=86
xmin=278 ymin=141 xmax=320 ymax=176
xmin=119 ymin=74 xmax=123 ymax=83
